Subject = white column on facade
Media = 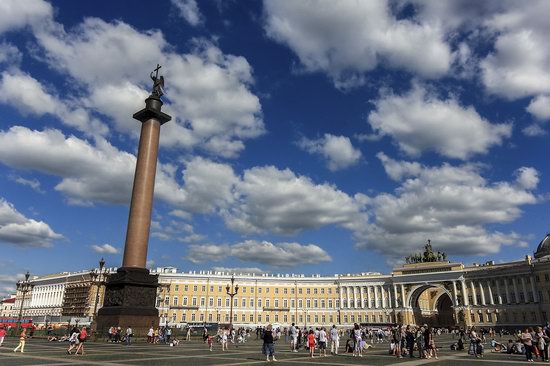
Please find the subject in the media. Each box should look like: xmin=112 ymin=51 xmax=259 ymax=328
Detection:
xmin=504 ymin=278 xmax=511 ymax=304
xmin=470 ymin=281 xmax=478 ymax=306
xmin=513 ymin=278 xmax=520 ymax=304
xmin=460 ymin=280 xmax=469 ymax=306
xmin=381 ymin=286 xmax=387 ymax=308
xmin=487 ymin=281 xmax=494 ymax=305
xmin=360 ymin=286 xmax=365 ymax=308
xmin=479 ymin=281 xmax=486 ymax=305
xmin=387 ymin=286 xmax=392 ymax=308
xmin=339 ymin=286 xmax=344 ymax=309
xmin=346 ymin=286 xmax=351 ymax=308
xmin=355 ymin=286 xmax=360 ymax=308
xmin=400 ymin=284 xmax=406 ymax=308
xmin=367 ymin=286 xmax=372 ymax=309
xmin=393 ymin=284 xmax=398 ymax=307
xmin=496 ymin=279 xmax=503 ymax=305
xmin=530 ymin=277 xmax=538 ymax=303
xmin=351 ymin=286 xmax=356 ymax=308
xmin=452 ymin=281 xmax=458 ymax=306
xmin=521 ymin=277 xmax=528 ymax=303
xmin=374 ymin=285 xmax=379 ymax=309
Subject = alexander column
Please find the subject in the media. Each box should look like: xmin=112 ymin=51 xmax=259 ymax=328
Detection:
xmin=97 ymin=65 xmax=171 ymax=337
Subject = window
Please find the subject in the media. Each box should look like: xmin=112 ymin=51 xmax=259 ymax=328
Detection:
xmin=242 ymin=298 xmax=246 ymax=307
xmin=208 ymin=314 xmax=213 ymax=322
xmin=328 ymin=300 xmax=333 ymax=308
xmin=531 ymin=312 xmax=537 ymax=322
xmin=283 ymin=299 xmax=288 ymax=308
xmin=321 ymin=300 xmax=325 ymax=308
xmin=298 ymin=288 xmax=302 ymax=294
xmin=314 ymin=315 xmax=319 ymax=323
xmin=225 ymin=298 xmax=230 ymax=307
xmin=192 ymin=297 xmax=197 ymax=306
xmin=250 ymin=299 xmax=254 ymax=307
xmin=191 ymin=313 xmax=196 ymax=321
xmin=545 ymin=273 xmax=549 ymax=282
xmin=209 ymin=297 xmax=214 ymax=307
xmin=251 ymin=288 xmax=254 ymax=294
xmin=314 ymin=288 xmax=318 ymax=294
xmin=274 ymin=299 xmax=279 ymax=307
xmin=210 ymin=285 xmax=214 ymax=292
xmin=183 ymin=297 xmax=188 ymax=305
xmin=193 ymin=285 xmax=197 ymax=292
xmin=266 ymin=288 xmax=270 ymax=293
xmin=313 ymin=299 xmax=318 ymax=308
xmin=275 ymin=288 xmax=278 ymax=294
xmin=298 ymin=299 xmax=303 ymax=308
xmin=306 ymin=299 xmax=311 ymax=308
xmin=284 ymin=288 xmax=288 ymax=294
xmin=291 ymin=288 xmax=295 ymax=294
xmin=184 ymin=285 xmax=188 ymax=291
xmin=175 ymin=285 xmax=179 ymax=291
xmin=250 ymin=314 xmax=254 ymax=322
xmin=344 ymin=315 xmax=348 ymax=323
xmin=202 ymin=285 xmax=206 ymax=292
xmin=266 ymin=299 xmax=270 ymax=307
xmin=217 ymin=298 xmax=222 ymax=307
xmin=242 ymin=314 xmax=246 ymax=322
xmin=242 ymin=287 xmax=246 ymax=293
xmin=284 ymin=315 xmax=288 ymax=322
xmin=520 ymin=293 xmax=525 ymax=302
xmin=266 ymin=314 xmax=270 ymax=322
xmin=321 ymin=288 xmax=325 ymax=294
xmin=218 ymin=286 xmax=222 ymax=292
xmin=258 ymin=299 xmax=262 ymax=307
xmin=307 ymin=288 xmax=311 ymax=294
xmin=528 ymin=292 xmax=534 ymax=302
xmin=258 ymin=315 xmax=262 ymax=322
xmin=200 ymin=297 xmax=205 ymax=306
xmin=200 ymin=313 xmax=204 ymax=321
xmin=487 ymin=313 xmax=492 ymax=322
xmin=351 ymin=315 xmax=355 ymax=322
xmin=328 ymin=288 xmax=332 ymax=295
xmin=259 ymin=288 xmax=262 ymax=294
xmin=291 ymin=299 xmax=295 ymax=308
xmin=181 ymin=313 xmax=186 ymax=322
xmin=173 ymin=296 xmax=178 ymax=306
xmin=275 ymin=314 xmax=279 ymax=322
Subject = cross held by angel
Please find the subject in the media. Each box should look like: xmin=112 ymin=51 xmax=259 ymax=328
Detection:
xmin=150 ymin=64 xmax=165 ymax=98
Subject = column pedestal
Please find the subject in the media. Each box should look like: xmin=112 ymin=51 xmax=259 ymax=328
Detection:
xmin=96 ymin=267 xmax=159 ymax=337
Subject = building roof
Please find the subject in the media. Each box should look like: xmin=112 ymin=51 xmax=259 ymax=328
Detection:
xmin=535 ymin=233 xmax=550 ymax=259
xmin=1 ymin=297 xmax=16 ymax=304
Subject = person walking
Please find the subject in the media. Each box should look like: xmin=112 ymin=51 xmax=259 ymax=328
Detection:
xmin=125 ymin=326 xmax=133 ymax=346
xmin=67 ymin=327 xmax=80 ymax=354
xmin=0 ymin=326 xmax=6 ymax=347
xmin=186 ymin=326 xmax=191 ymax=341
xmin=318 ymin=327 xmax=327 ymax=357
xmin=307 ymin=329 xmax=316 ymax=358
xmin=425 ymin=327 xmax=438 ymax=359
xmin=290 ymin=323 xmax=298 ymax=352
xmin=394 ymin=325 xmax=403 ymax=358
xmin=75 ymin=327 xmax=87 ymax=355
xmin=353 ymin=323 xmax=363 ymax=357
xmin=13 ymin=328 xmax=27 ymax=353
xmin=147 ymin=326 xmax=154 ymax=343
xmin=221 ymin=328 xmax=228 ymax=351
xmin=521 ymin=327 xmax=534 ymax=362
xmin=330 ymin=325 xmax=340 ymax=355
xmin=262 ymin=324 xmax=277 ymax=362
xmin=405 ymin=326 xmax=415 ymax=358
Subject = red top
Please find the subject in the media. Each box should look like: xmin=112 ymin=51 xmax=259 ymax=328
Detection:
xmin=0 ymin=329 xmax=6 ymax=337
xmin=80 ymin=329 xmax=88 ymax=340
xmin=307 ymin=333 xmax=315 ymax=346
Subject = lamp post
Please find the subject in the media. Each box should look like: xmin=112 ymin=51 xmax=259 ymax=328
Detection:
xmin=16 ymin=271 xmax=33 ymax=331
xmin=335 ymin=276 xmax=342 ymax=325
xmin=225 ymin=275 xmax=239 ymax=330
xmin=90 ymin=258 xmax=106 ymax=333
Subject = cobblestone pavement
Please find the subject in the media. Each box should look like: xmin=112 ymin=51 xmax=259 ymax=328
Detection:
xmin=0 ymin=335 xmax=539 ymax=365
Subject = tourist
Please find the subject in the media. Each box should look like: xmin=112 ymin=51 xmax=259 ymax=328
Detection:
xmin=521 ymin=327 xmax=534 ymax=362
xmin=394 ymin=325 xmax=403 ymax=358
xmin=261 ymin=324 xmax=277 ymax=362
xmin=166 ymin=327 xmax=172 ymax=344
xmin=318 ymin=327 xmax=327 ymax=357
xmin=221 ymin=328 xmax=228 ymax=351
xmin=67 ymin=327 xmax=80 ymax=354
xmin=425 ymin=327 xmax=438 ymax=359
xmin=307 ymin=329 xmax=316 ymax=358
xmin=470 ymin=327 xmax=481 ymax=357
xmin=74 ymin=326 xmax=87 ymax=355
xmin=330 ymin=324 xmax=340 ymax=355
xmin=353 ymin=323 xmax=363 ymax=357
xmin=290 ymin=323 xmax=298 ymax=352
xmin=125 ymin=326 xmax=133 ymax=346
xmin=13 ymin=328 xmax=27 ymax=353
xmin=405 ymin=325 xmax=415 ymax=358
xmin=147 ymin=326 xmax=154 ymax=343
xmin=186 ymin=326 xmax=191 ymax=341
xmin=0 ymin=326 xmax=6 ymax=347
xmin=416 ymin=326 xmax=425 ymax=358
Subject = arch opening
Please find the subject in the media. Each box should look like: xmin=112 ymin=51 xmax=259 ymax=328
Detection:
xmin=410 ymin=285 xmax=455 ymax=327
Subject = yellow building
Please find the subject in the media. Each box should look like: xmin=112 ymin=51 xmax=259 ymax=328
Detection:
xmin=153 ymin=236 xmax=550 ymax=329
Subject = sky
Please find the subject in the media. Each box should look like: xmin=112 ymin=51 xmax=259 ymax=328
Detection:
xmin=1 ymin=0 xmax=549 ymax=297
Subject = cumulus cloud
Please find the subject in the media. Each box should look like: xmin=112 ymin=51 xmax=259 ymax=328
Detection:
xmin=33 ymin=17 xmax=263 ymax=157
xmin=263 ymin=0 xmax=451 ymax=88
xmin=354 ymin=154 xmax=539 ymax=257
xmin=8 ymin=175 xmax=44 ymax=194
xmin=211 ymin=267 xmax=265 ymax=275
xmin=224 ymin=166 xmax=365 ymax=234
xmin=0 ymin=0 xmax=52 ymax=34
xmin=186 ymin=240 xmax=331 ymax=267
xmin=526 ymin=95 xmax=550 ymax=121
xmin=91 ymin=244 xmax=119 ymax=254
xmin=0 ymin=126 xmax=187 ymax=206
xmin=0 ymin=197 xmax=62 ymax=247
xmin=0 ymin=70 xmax=108 ymax=136
xmin=171 ymin=0 xmax=203 ymax=26
xmin=367 ymin=84 xmax=512 ymax=159
xmin=0 ymin=273 xmax=24 ymax=298
xmin=298 ymin=134 xmax=362 ymax=171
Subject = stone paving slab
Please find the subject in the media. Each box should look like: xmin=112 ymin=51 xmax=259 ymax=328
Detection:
xmin=0 ymin=336 xmax=542 ymax=366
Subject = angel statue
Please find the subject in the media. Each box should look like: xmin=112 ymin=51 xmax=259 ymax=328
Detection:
xmin=150 ymin=64 xmax=165 ymax=98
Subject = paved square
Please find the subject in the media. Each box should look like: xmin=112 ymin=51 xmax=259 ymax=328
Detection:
xmin=0 ymin=335 xmax=537 ymax=365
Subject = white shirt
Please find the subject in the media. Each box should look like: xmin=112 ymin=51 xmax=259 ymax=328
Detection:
xmin=330 ymin=328 xmax=339 ymax=341
xmin=319 ymin=330 xmax=327 ymax=342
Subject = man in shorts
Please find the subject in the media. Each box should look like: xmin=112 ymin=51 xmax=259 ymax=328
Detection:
xmin=318 ymin=327 xmax=327 ymax=357
xmin=290 ymin=323 xmax=298 ymax=352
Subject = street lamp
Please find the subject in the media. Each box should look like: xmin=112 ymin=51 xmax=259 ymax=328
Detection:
xmin=16 ymin=271 xmax=33 ymax=331
xmin=90 ymin=258 xmax=106 ymax=333
xmin=225 ymin=275 xmax=239 ymax=330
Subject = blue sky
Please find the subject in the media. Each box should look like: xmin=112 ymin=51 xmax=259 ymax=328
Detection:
xmin=1 ymin=0 xmax=549 ymax=296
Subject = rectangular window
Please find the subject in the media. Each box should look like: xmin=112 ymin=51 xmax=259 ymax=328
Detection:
xmin=266 ymin=288 xmax=270 ymax=293
xmin=191 ymin=313 xmax=196 ymax=321
xmin=250 ymin=299 xmax=254 ymax=307
xmin=164 ymin=296 xmax=169 ymax=305
xmin=314 ymin=288 xmax=318 ymax=294
xmin=200 ymin=297 xmax=205 ymax=306
xmin=328 ymin=288 xmax=332 ymax=294
xmin=234 ymin=298 xmax=238 ymax=307
xmin=242 ymin=287 xmax=246 ymax=293
xmin=193 ymin=285 xmax=197 ymax=292
xmin=274 ymin=299 xmax=279 ymax=307
xmin=173 ymin=296 xmax=178 ymax=306
xmin=321 ymin=288 xmax=325 ymax=294
xmin=225 ymin=298 xmax=230 ymax=307
xmin=314 ymin=315 xmax=319 ymax=323
xmin=531 ymin=312 xmax=537 ymax=322
xmin=306 ymin=299 xmax=311 ymax=308
xmin=307 ymin=288 xmax=311 ymax=294
xmin=284 ymin=315 xmax=288 ymax=322
xmin=242 ymin=314 xmax=246 ymax=322
xmin=329 ymin=315 xmax=333 ymax=323
xmin=291 ymin=288 xmax=295 ymax=294
xmin=202 ymin=285 xmax=206 ymax=292
xmin=258 ymin=299 xmax=262 ymax=307
xmin=528 ymin=292 xmax=534 ymax=302
xmin=299 ymin=288 xmax=302 ymax=294
xmin=275 ymin=288 xmax=278 ymax=294
xmin=258 ymin=314 xmax=262 ymax=322
xmin=175 ymin=285 xmax=179 ymax=291
xmin=259 ymin=288 xmax=262 ymax=293
xmin=291 ymin=299 xmax=295 ymax=308
xmin=218 ymin=286 xmax=222 ymax=292
xmin=298 ymin=299 xmax=303 ymax=308
xmin=183 ymin=297 xmax=188 ymax=305
xmin=275 ymin=314 xmax=279 ymax=322
xmin=284 ymin=288 xmax=288 ymax=294
xmin=184 ymin=285 xmax=188 ymax=291
xmin=242 ymin=298 xmax=246 ymax=307
xmin=266 ymin=299 xmax=270 ymax=307
xmin=200 ymin=313 xmax=204 ymax=322
xmin=321 ymin=299 xmax=325 ymax=308
xmin=351 ymin=315 xmax=355 ymax=322
xmin=217 ymin=298 xmax=222 ymax=307
xmin=210 ymin=285 xmax=214 ymax=292
xmin=192 ymin=297 xmax=197 ymax=306
xmin=313 ymin=299 xmax=318 ymax=308
xmin=344 ymin=315 xmax=348 ymax=323
xmin=209 ymin=297 xmax=214 ymax=307
xmin=328 ymin=300 xmax=333 ymax=308
xmin=181 ymin=313 xmax=186 ymax=322
xmin=208 ymin=313 xmax=213 ymax=322
xmin=266 ymin=314 xmax=270 ymax=322
xmin=251 ymin=288 xmax=254 ymax=294
xmin=250 ymin=314 xmax=254 ymax=322
xmin=284 ymin=299 xmax=288 ymax=308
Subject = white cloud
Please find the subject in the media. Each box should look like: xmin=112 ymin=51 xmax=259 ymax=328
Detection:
xmin=0 ymin=126 xmax=187 ymax=206
xmin=0 ymin=70 xmax=108 ymax=136
xmin=91 ymin=244 xmax=119 ymax=254
xmin=0 ymin=0 xmax=52 ymax=34
xmin=522 ymin=124 xmax=546 ymax=137
xmin=224 ymin=165 xmax=365 ymax=234
xmin=8 ymin=175 xmax=44 ymax=194
xmin=0 ymin=197 xmax=62 ymax=247
xmin=33 ymin=17 xmax=264 ymax=157
xmin=211 ymin=267 xmax=265 ymax=275
xmin=171 ymin=0 xmax=203 ymax=26
xmin=354 ymin=154 xmax=539 ymax=257
xmin=186 ymin=240 xmax=331 ymax=267
xmin=0 ymin=42 xmax=22 ymax=65
xmin=298 ymin=134 xmax=362 ymax=171
xmin=526 ymin=95 xmax=550 ymax=121
xmin=263 ymin=0 xmax=451 ymax=88
xmin=367 ymin=84 xmax=512 ymax=159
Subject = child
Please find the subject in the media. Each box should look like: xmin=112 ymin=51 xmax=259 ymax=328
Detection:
xmin=207 ymin=335 xmax=214 ymax=351
xmin=307 ymin=330 xmax=316 ymax=358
